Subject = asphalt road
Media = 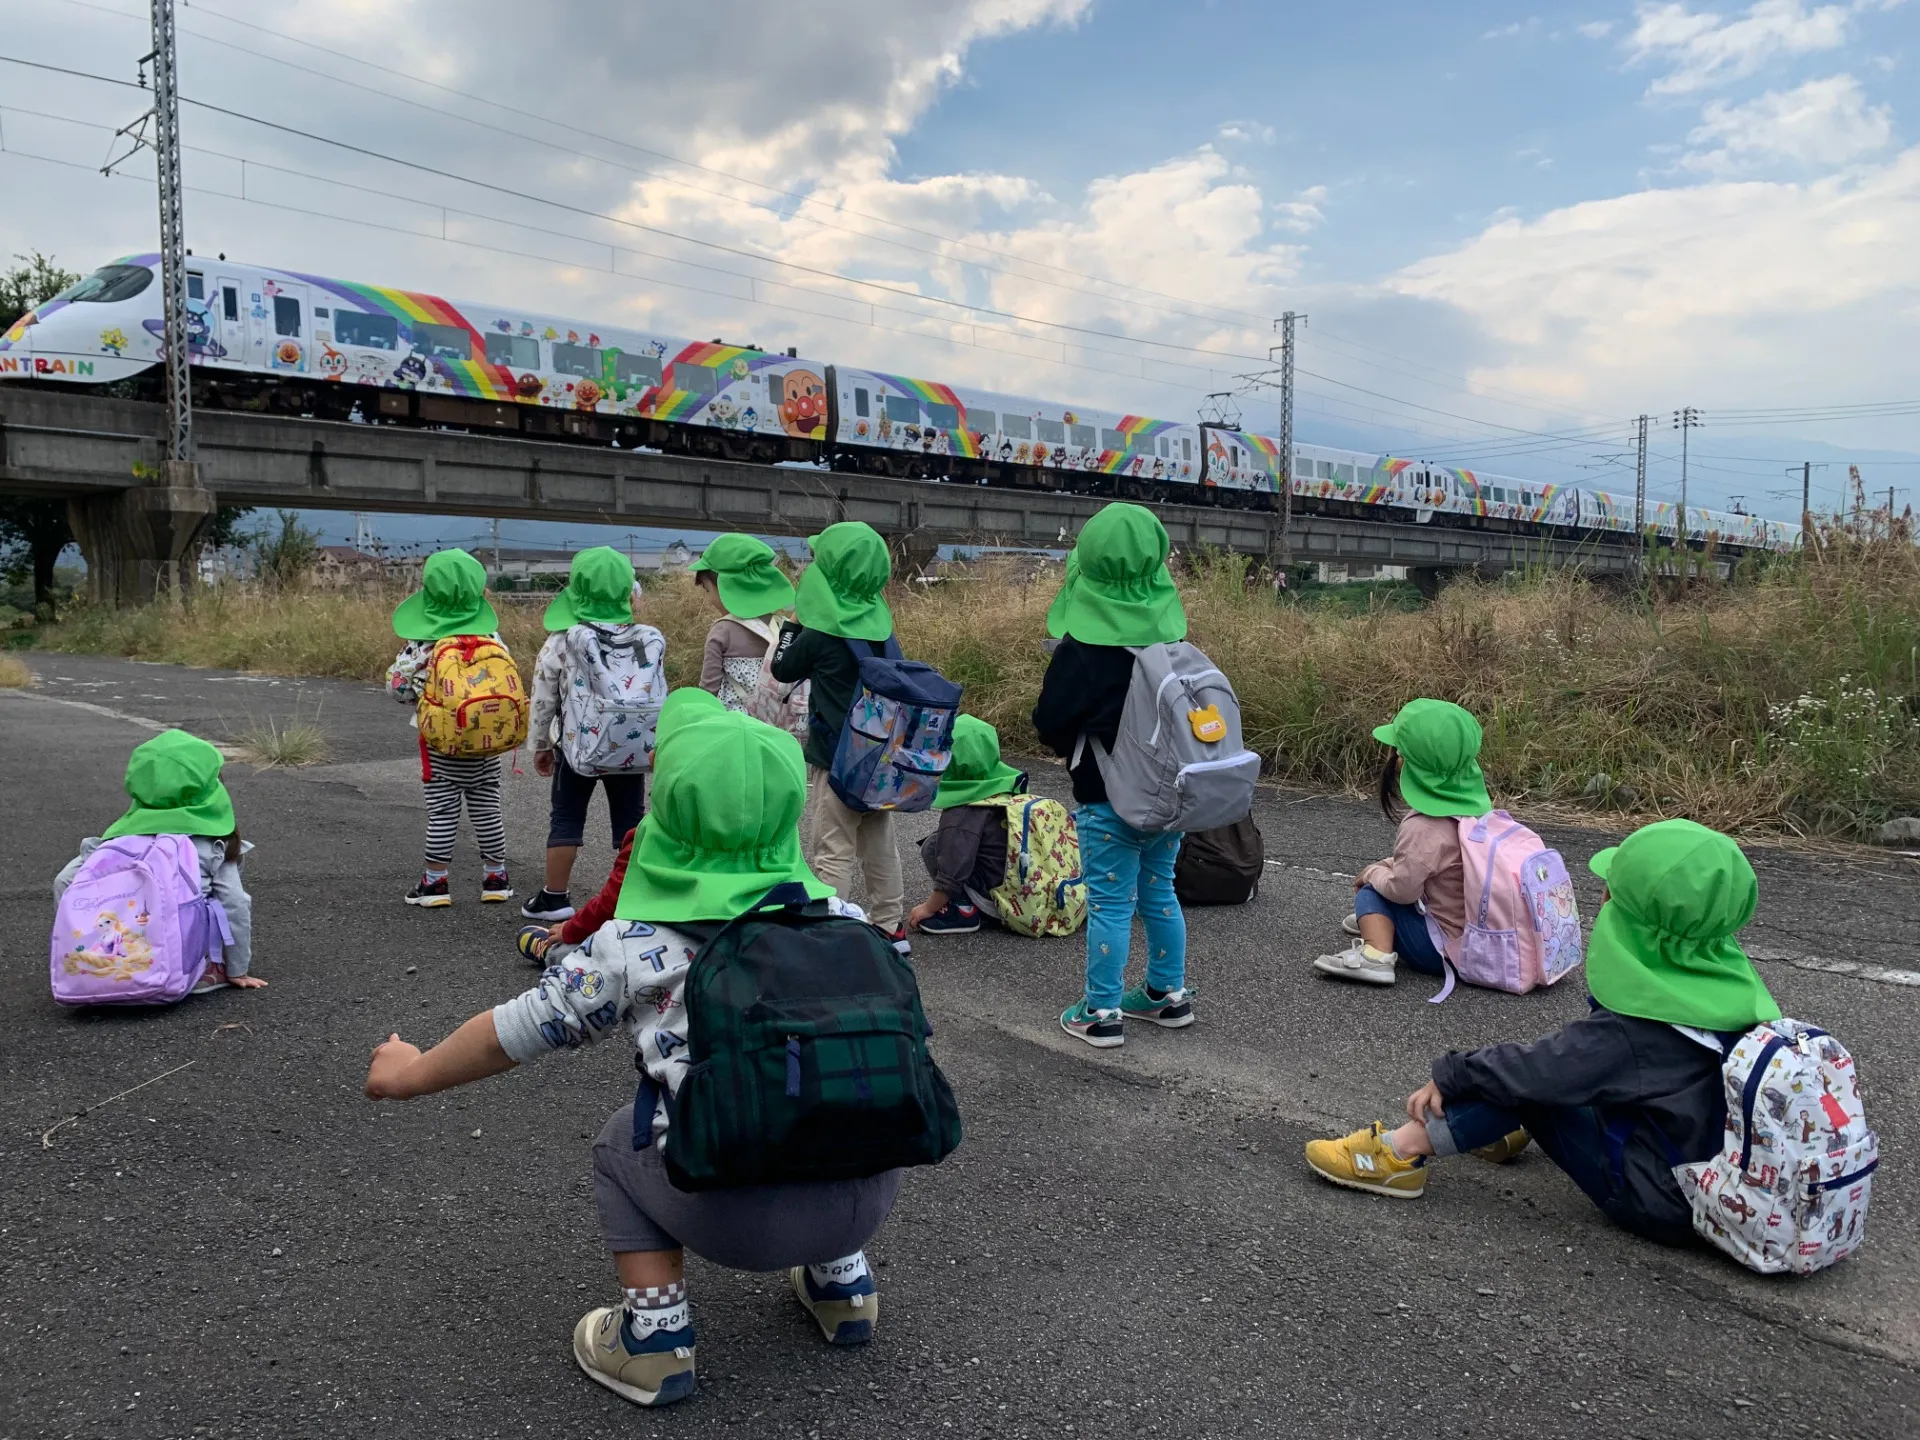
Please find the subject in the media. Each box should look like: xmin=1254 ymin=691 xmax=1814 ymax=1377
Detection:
xmin=2 ymin=653 xmax=1917 ymax=1439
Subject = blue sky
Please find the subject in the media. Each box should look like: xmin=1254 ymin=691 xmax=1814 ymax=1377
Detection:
xmin=4 ymin=0 xmax=1919 ymax=530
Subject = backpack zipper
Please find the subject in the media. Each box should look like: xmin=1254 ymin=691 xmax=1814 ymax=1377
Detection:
xmin=785 ymin=1034 xmax=803 ymax=1098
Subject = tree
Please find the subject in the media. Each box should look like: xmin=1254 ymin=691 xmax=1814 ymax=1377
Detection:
xmin=247 ymin=510 xmax=321 ymax=590
xmin=0 ymin=251 xmax=78 ymax=331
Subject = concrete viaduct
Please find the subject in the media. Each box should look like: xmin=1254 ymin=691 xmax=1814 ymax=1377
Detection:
xmin=0 ymin=387 xmax=1649 ymax=604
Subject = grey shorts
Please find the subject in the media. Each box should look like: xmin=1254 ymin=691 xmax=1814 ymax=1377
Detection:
xmin=591 ymin=1104 xmax=904 ymax=1268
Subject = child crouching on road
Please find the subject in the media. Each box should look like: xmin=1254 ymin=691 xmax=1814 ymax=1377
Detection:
xmin=365 ymin=689 xmax=902 ymax=1409
xmin=1305 ymin=819 xmax=1780 ymax=1247
xmin=908 ymin=715 xmax=1028 ymax=935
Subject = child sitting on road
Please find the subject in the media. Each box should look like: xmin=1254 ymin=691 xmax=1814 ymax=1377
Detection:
xmin=365 ymin=690 xmax=902 ymax=1410
xmin=387 ymin=549 xmax=521 ymax=908
xmin=909 ymin=716 xmax=1027 ymax=935
xmin=689 ymin=533 xmax=798 ymax=712
xmin=1305 ymin=818 xmax=1780 ymax=1247
xmin=1314 ymin=698 xmax=1488 ymax=987
xmin=55 ymin=729 xmax=263 ymax=993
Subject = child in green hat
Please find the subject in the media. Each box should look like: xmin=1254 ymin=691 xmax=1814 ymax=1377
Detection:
xmin=366 ymin=700 xmax=902 ymax=1409
xmin=1305 ymin=818 xmax=1783 ymax=1247
xmin=1314 ymin=698 xmax=1494 ymax=987
xmin=387 ymin=548 xmax=521 ymax=908
xmin=522 ymin=546 xmax=665 ymax=924
xmin=1031 ymin=502 xmax=1194 ymax=1046
xmin=908 ymin=715 xmax=1029 ymax=935
xmin=55 ymin=729 xmax=264 ymax=992
xmin=769 ymin=521 xmax=909 ymax=952
xmin=688 ymin=532 xmax=799 ymax=714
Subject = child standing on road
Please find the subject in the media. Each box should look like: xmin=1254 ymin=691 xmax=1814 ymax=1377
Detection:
xmin=55 ymin=729 xmax=264 ymax=993
xmin=688 ymin=533 xmax=798 ymax=712
xmin=520 ymin=547 xmax=665 ymax=924
xmin=770 ymin=521 xmax=909 ymax=953
xmin=387 ymin=549 xmax=522 ymax=908
xmin=1031 ymin=503 xmax=1194 ymax=1046
xmin=365 ymin=692 xmax=903 ymax=1410
xmin=1305 ymin=819 xmax=1781 ymax=1249
xmin=1314 ymin=698 xmax=1488 ymax=987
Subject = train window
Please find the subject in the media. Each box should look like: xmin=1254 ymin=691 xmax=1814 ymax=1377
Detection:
xmin=967 ymin=409 xmax=995 ymax=433
xmin=222 ymin=286 xmax=239 ymax=322
xmin=552 ymin=343 xmax=601 ymax=378
xmin=334 ymin=311 xmax=398 ymax=349
xmin=674 ymin=364 xmax=717 ymax=397
xmin=1337 ymin=464 xmax=1355 ymax=485
xmin=414 ymin=323 xmax=471 ymax=361
xmin=187 ymin=274 xmax=204 ymax=301
xmin=1069 ymin=424 xmax=1096 ymax=450
xmin=56 ymin=263 xmax=154 ymax=305
xmin=272 ymin=295 xmax=302 ymax=338
xmin=1158 ymin=437 xmax=1169 ymax=457
xmin=1182 ymin=437 xmax=1192 ymax=462
xmin=1100 ymin=429 xmax=1125 ymax=451
xmin=485 ymin=333 xmax=541 ymax=369
xmin=1003 ymin=414 xmax=1031 ymax=439
xmin=1035 ymin=419 xmax=1065 ymax=444
xmin=853 ymin=388 xmax=870 ymax=418
xmin=885 ymin=395 xmax=920 ymax=423
xmin=926 ymin=402 xmax=959 ymax=430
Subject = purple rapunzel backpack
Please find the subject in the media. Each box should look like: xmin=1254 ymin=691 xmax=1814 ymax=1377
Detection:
xmin=1425 ymin=811 xmax=1583 ymax=1003
xmin=50 ymin=835 xmax=232 ymax=1006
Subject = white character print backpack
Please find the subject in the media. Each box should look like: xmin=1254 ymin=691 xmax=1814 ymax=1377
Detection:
xmin=1423 ymin=811 xmax=1583 ymax=1003
xmin=1674 ymin=1020 xmax=1877 ymax=1275
xmin=560 ymin=623 xmax=668 ymax=776
xmin=1073 ymin=642 xmax=1258 ymax=834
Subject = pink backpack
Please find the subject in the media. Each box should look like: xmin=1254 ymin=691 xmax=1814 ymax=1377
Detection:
xmin=1425 ymin=811 xmax=1583 ymax=1003
xmin=51 ymin=835 xmax=232 ymax=1007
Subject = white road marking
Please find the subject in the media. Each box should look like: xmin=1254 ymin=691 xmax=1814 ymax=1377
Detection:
xmin=0 ymin=690 xmax=244 ymax=758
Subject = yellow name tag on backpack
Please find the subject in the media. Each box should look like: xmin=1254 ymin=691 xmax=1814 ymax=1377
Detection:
xmin=1189 ymin=704 xmax=1227 ymax=744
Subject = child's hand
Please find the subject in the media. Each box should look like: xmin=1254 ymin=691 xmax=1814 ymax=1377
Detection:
xmin=533 ymin=749 xmax=556 ymax=777
xmin=1405 ymin=1081 xmax=1446 ymax=1123
xmin=366 ymin=1034 xmax=423 ymax=1100
xmin=907 ymin=901 xmax=937 ymax=931
xmin=228 ymin=974 xmax=268 ymax=989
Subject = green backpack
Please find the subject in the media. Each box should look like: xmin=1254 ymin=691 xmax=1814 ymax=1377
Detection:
xmin=639 ymin=885 xmax=964 ymax=1191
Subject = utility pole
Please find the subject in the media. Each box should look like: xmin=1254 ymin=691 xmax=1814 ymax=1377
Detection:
xmin=1801 ymin=461 xmax=1812 ymax=529
xmin=490 ymin=516 xmax=502 ymax=578
xmin=149 ymin=0 xmax=191 ymax=463
xmin=1634 ymin=414 xmax=1649 ymax=564
xmin=1672 ymin=407 xmax=1702 ymax=572
xmin=1271 ymin=311 xmax=1304 ymax=573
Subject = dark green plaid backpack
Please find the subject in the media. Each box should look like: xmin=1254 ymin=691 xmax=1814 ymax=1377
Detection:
xmin=635 ymin=885 xmax=964 ymax=1191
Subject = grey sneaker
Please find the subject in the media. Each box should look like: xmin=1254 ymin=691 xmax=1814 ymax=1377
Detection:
xmin=571 ymin=1306 xmax=695 ymax=1408
xmin=1341 ymin=912 xmax=1361 ymax=937
xmin=1313 ymin=942 xmax=1398 ymax=986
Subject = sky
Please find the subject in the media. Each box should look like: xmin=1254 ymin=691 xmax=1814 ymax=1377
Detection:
xmin=3 ymin=0 xmax=1919 ymax=529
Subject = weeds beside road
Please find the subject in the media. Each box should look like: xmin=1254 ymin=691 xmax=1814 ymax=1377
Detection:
xmin=31 ymin=541 xmax=1920 ymax=838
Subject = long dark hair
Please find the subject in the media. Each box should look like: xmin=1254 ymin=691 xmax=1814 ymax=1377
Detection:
xmin=220 ymin=829 xmax=243 ymax=865
xmin=1377 ymin=751 xmax=1405 ymax=823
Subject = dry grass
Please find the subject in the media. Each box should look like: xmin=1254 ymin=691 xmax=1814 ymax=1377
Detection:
xmin=0 ymin=653 xmax=34 ymax=688
xmin=36 ymin=541 xmax=1920 ymax=836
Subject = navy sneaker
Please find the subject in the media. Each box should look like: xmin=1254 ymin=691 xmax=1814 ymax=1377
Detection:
xmin=789 ymin=1264 xmax=879 ymax=1346
xmin=887 ymin=927 xmax=913 ymax=957
xmin=405 ymin=874 xmax=451 ymax=908
xmin=915 ymin=901 xmax=981 ymax=935
xmin=516 ymin=926 xmax=553 ymax=965
xmin=571 ymin=1306 xmax=696 ymax=1408
xmin=520 ymin=889 xmax=575 ymax=922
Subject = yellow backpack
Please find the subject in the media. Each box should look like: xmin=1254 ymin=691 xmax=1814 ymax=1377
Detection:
xmin=971 ymin=794 xmax=1087 ymax=938
xmin=418 ymin=635 xmax=529 ymax=756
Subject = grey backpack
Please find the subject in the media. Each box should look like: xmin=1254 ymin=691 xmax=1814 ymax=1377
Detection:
xmin=1073 ymin=642 xmax=1259 ymax=833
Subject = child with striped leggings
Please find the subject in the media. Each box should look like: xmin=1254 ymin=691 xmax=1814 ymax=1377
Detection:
xmin=387 ymin=550 xmax=516 ymax=907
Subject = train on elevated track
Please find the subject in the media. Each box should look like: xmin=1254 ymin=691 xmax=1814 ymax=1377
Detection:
xmin=0 ymin=254 xmax=1799 ymax=553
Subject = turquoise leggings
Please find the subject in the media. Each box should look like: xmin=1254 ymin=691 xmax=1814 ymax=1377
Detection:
xmin=1078 ymin=802 xmax=1187 ymax=1011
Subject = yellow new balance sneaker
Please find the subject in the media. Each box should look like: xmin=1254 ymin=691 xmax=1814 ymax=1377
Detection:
xmin=1305 ymin=1122 xmax=1428 ymax=1198
xmin=1471 ymin=1128 xmax=1532 ymax=1164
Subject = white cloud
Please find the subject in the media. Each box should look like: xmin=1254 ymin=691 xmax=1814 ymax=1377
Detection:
xmin=1217 ymin=119 xmax=1277 ymax=144
xmin=1387 ymin=145 xmax=1920 ymax=420
xmin=1683 ymin=73 xmax=1893 ymax=169
xmin=1578 ymin=19 xmax=1617 ymax=37
xmin=1482 ymin=17 xmax=1543 ymax=38
xmin=1627 ymin=0 xmax=1853 ymax=94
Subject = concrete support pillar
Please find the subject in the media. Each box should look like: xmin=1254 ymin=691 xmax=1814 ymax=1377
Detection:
xmin=889 ymin=534 xmax=940 ymax=581
xmin=68 ymin=460 xmax=215 ymax=608
xmin=1409 ymin=565 xmax=1449 ymax=602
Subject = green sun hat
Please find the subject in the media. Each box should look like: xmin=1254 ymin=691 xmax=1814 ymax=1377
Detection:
xmin=1585 ymin=818 xmax=1779 ymax=1032
xmin=933 ymin=715 xmax=1027 ymax=810
xmin=102 ymin=730 xmax=236 ymax=840
xmin=1047 ymin=502 xmax=1186 ymax=645
xmin=654 ymin=685 xmax=727 ymax=762
xmin=795 ymin=521 xmax=894 ymax=641
xmin=615 ymin=708 xmax=832 ymax=924
xmin=543 ymin=546 xmax=638 ymax=630
xmin=392 ymin=549 xmax=498 ymax=641
xmin=688 ymin=533 xmax=797 ymax=620
xmin=1371 ymin=698 xmax=1493 ymax=818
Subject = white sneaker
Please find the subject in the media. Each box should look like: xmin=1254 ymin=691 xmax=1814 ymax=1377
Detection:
xmin=1314 ymin=942 xmax=1398 ymax=986
xmin=1341 ymin=913 xmax=1361 ymax=937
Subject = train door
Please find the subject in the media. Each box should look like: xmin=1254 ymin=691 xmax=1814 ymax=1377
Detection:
xmin=214 ymin=273 xmax=246 ymax=367
xmin=266 ymin=280 xmax=310 ymax=373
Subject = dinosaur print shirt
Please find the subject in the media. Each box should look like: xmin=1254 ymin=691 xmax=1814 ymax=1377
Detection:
xmin=490 ymin=898 xmax=867 ymax=1143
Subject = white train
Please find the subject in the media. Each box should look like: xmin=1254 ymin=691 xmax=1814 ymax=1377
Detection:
xmin=0 ymin=254 xmax=1799 ymax=553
